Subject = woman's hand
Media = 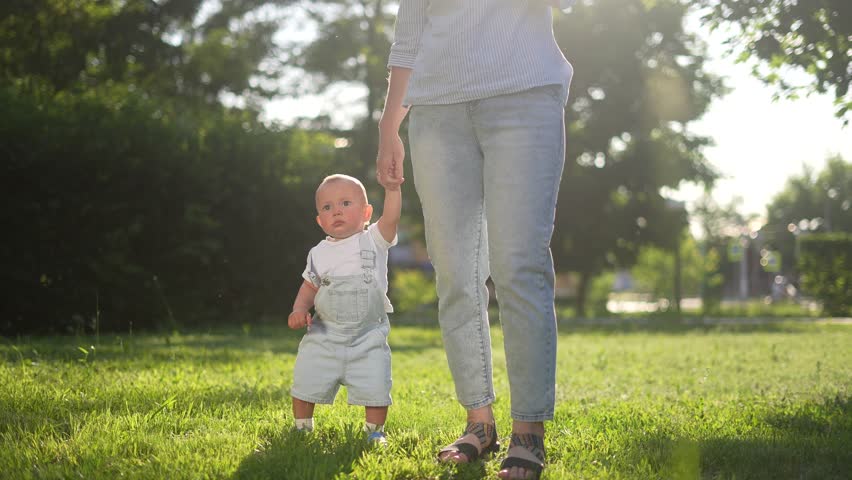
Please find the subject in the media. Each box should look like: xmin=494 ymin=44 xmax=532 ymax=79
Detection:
xmin=377 ymin=125 xmax=405 ymax=191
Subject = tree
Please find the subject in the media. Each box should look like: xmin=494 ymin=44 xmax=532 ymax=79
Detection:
xmin=760 ymin=155 xmax=852 ymax=279
xmin=551 ymin=0 xmax=722 ymax=316
xmin=0 ymin=0 xmax=295 ymax=103
xmin=691 ymin=195 xmax=757 ymax=313
xmin=798 ymin=233 xmax=851 ymax=316
xmin=696 ymin=0 xmax=852 ymax=121
xmin=0 ymin=0 xmax=343 ymax=333
xmin=281 ymin=0 xmax=395 ymax=179
xmin=630 ymin=233 xmax=704 ymax=307
xmin=278 ymin=0 xmax=725 ymax=317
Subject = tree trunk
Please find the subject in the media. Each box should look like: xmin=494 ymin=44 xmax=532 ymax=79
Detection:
xmin=576 ymin=271 xmax=591 ymax=318
xmin=673 ymin=236 xmax=682 ymax=314
xmin=360 ymin=0 xmax=384 ymax=181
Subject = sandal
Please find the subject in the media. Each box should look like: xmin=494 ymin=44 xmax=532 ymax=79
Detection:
xmin=438 ymin=422 xmax=500 ymax=462
xmin=499 ymin=433 xmax=545 ymax=479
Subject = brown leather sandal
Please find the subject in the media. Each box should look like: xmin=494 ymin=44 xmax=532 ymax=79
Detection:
xmin=499 ymin=433 xmax=545 ymax=479
xmin=438 ymin=422 xmax=500 ymax=462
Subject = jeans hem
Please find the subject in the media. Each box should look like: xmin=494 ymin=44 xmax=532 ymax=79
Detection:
xmin=511 ymin=411 xmax=554 ymax=422
xmin=462 ymin=396 xmax=495 ymax=411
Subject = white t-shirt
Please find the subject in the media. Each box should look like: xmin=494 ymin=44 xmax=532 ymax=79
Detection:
xmin=302 ymin=223 xmax=398 ymax=313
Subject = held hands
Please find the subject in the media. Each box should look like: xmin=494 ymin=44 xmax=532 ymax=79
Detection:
xmin=376 ymin=128 xmax=405 ymax=191
xmin=288 ymin=309 xmax=312 ymax=330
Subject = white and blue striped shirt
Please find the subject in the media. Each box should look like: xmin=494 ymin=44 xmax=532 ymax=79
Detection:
xmin=388 ymin=0 xmax=574 ymax=105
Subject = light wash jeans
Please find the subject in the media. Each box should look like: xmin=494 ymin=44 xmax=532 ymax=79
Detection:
xmin=409 ymin=84 xmax=566 ymax=422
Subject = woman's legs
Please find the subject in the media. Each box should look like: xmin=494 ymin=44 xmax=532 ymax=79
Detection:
xmin=409 ymin=102 xmax=495 ymax=412
xmin=473 ymin=85 xmax=566 ymax=478
xmin=410 ymin=85 xmax=566 ymax=475
xmin=475 ymin=84 xmax=565 ymax=423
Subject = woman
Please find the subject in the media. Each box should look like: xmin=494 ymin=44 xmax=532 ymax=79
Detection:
xmin=377 ymin=1 xmax=573 ymax=478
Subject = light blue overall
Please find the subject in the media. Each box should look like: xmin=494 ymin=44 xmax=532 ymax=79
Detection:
xmin=291 ymin=233 xmax=392 ymax=407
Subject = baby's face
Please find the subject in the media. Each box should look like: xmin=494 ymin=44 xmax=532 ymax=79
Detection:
xmin=315 ymin=180 xmax=372 ymax=240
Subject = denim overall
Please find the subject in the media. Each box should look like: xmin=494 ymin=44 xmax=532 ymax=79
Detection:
xmin=291 ymin=232 xmax=392 ymax=406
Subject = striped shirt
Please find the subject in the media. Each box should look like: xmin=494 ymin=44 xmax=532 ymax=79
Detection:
xmin=388 ymin=0 xmax=575 ymax=106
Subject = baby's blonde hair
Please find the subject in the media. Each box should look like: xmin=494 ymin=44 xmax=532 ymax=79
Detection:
xmin=315 ymin=174 xmax=369 ymax=205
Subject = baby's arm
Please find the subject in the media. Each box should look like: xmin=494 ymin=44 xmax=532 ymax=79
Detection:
xmin=377 ymin=186 xmax=401 ymax=244
xmin=288 ymin=280 xmax=318 ymax=329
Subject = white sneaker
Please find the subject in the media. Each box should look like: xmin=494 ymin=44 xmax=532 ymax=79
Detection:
xmin=366 ymin=430 xmax=387 ymax=445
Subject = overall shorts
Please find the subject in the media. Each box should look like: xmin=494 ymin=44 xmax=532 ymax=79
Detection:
xmin=291 ymin=233 xmax=392 ymax=407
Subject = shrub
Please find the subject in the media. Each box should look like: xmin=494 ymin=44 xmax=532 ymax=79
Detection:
xmin=390 ymin=269 xmax=437 ymax=313
xmin=798 ymin=233 xmax=851 ymax=316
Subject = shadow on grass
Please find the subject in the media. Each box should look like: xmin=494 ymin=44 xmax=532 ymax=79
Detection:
xmin=622 ymin=396 xmax=851 ymax=479
xmin=231 ymin=425 xmax=368 ymax=480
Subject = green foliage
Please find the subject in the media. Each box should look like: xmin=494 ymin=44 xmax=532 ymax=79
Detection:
xmin=798 ymin=233 xmax=852 ymax=316
xmin=283 ymin=0 xmax=395 ymax=178
xmin=551 ymin=0 xmax=722 ymax=316
xmin=696 ymin=0 xmax=852 ymax=120
xmin=761 ymin=156 xmax=852 ymax=277
xmin=0 ymin=323 xmax=850 ymax=478
xmin=0 ymin=0 xmax=293 ymax=103
xmin=694 ymin=300 xmax=817 ymax=319
xmin=587 ymin=271 xmax=616 ymax=316
xmin=285 ymin=0 xmax=725 ymax=320
xmin=0 ymin=84 xmax=333 ymax=333
xmin=700 ymin=244 xmax=725 ymax=313
xmin=691 ymin=195 xmax=756 ymax=314
xmin=631 ymin=234 xmax=705 ymax=300
xmin=389 ymin=269 xmax=437 ymax=313
xmin=0 ymin=1 xmax=354 ymax=334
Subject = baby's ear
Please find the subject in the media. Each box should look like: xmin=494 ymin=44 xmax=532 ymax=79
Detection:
xmin=364 ymin=204 xmax=374 ymax=222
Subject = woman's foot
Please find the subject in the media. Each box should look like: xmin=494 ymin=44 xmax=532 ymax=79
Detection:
xmin=438 ymin=421 xmax=499 ymax=463
xmin=498 ymin=422 xmax=545 ymax=480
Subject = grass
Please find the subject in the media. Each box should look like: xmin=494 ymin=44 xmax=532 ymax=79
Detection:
xmin=1 ymin=318 xmax=850 ymax=479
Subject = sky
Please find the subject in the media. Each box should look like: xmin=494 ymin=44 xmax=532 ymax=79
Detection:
xmin=671 ymin=23 xmax=851 ymax=221
xmin=263 ymin=10 xmax=852 ymax=224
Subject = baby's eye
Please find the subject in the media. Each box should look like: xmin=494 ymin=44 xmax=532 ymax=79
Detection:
xmin=343 ymin=200 xmax=352 ymax=206
xmin=322 ymin=205 xmax=331 ymax=211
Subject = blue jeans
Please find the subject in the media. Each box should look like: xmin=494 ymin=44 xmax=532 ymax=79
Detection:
xmin=409 ymin=84 xmax=566 ymax=422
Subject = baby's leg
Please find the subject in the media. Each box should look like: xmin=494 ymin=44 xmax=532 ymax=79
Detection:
xmin=365 ymin=406 xmax=388 ymax=427
xmin=293 ymin=397 xmax=316 ymax=431
xmin=365 ymin=406 xmax=388 ymax=444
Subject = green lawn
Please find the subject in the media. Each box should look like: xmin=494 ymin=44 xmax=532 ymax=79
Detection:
xmin=1 ymin=319 xmax=850 ymax=479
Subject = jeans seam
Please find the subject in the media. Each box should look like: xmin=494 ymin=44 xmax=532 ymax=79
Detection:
xmin=531 ymin=108 xmax=563 ymax=419
xmin=467 ymin=98 xmax=491 ymax=406
xmin=474 ymin=181 xmax=490 ymax=401
xmin=543 ymin=114 xmax=564 ymax=415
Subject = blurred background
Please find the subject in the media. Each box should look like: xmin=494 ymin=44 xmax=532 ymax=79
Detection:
xmin=1 ymin=0 xmax=849 ymax=335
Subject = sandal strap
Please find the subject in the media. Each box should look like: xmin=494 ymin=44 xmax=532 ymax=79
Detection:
xmin=438 ymin=422 xmax=499 ymax=461
xmin=509 ymin=432 xmax=546 ymax=462
xmin=499 ymin=433 xmax=546 ymax=480
xmin=463 ymin=421 xmax=496 ymax=447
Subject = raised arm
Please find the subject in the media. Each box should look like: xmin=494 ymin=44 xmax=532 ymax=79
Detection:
xmin=377 ymin=186 xmax=402 ymax=244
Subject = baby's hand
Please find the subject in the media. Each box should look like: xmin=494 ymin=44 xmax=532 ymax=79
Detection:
xmin=288 ymin=310 xmax=312 ymax=330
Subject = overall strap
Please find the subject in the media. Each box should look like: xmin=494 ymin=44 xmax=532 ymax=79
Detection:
xmin=358 ymin=231 xmax=376 ymax=284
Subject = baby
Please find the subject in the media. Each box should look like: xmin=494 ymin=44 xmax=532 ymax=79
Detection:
xmin=288 ymin=173 xmax=401 ymax=443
